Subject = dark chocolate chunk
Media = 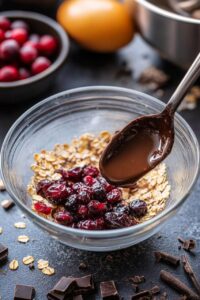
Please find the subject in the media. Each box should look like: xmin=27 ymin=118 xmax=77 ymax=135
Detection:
xmin=0 ymin=243 xmax=8 ymax=264
xmin=178 ymin=237 xmax=196 ymax=251
xmin=100 ymin=281 xmax=120 ymax=300
xmin=73 ymin=296 xmax=83 ymax=300
xmin=53 ymin=277 xmax=77 ymax=294
xmin=14 ymin=285 xmax=35 ymax=300
xmin=74 ymin=275 xmax=95 ymax=295
xmin=155 ymin=251 xmax=180 ymax=266
xmin=129 ymin=275 xmax=145 ymax=284
xmin=47 ymin=291 xmax=67 ymax=300
xmin=1 ymin=199 xmax=15 ymax=210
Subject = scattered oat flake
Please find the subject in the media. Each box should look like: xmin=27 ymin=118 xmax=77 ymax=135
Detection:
xmin=0 ymin=227 xmax=3 ymax=234
xmin=17 ymin=235 xmax=29 ymax=243
xmin=9 ymin=259 xmax=19 ymax=270
xmin=22 ymin=256 xmax=34 ymax=265
xmin=42 ymin=266 xmax=55 ymax=275
xmin=14 ymin=222 xmax=26 ymax=229
xmin=37 ymin=259 xmax=49 ymax=270
xmin=0 ymin=180 xmax=5 ymax=191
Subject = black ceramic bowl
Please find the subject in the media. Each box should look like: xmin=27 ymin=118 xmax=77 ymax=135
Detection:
xmin=0 ymin=11 xmax=69 ymax=104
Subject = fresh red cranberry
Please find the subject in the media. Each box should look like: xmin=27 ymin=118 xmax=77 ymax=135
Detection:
xmin=105 ymin=212 xmax=135 ymax=229
xmin=0 ymin=66 xmax=19 ymax=82
xmin=97 ymin=176 xmax=114 ymax=192
xmin=38 ymin=35 xmax=57 ymax=56
xmin=0 ymin=17 xmax=11 ymax=31
xmin=65 ymin=194 xmax=79 ymax=211
xmin=36 ymin=179 xmax=52 ymax=196
xmin=83 ymin=166 xmax=99 ymax=177
xmin=77 ymin=205 xmax=89 ymax=219
xmin=4 ymin=30 xmax=12 ymax=39
xmin=83 ymin=175 xmax=96 ymax=186
xmin=88 ymin=200 xmax=107 ymax=216
xmin=11 ymin=28 xmax=28 ymax=45
xmin=0 ymin=29 xmax=5 ymax=42
xmin=20 ymin=45 xmax=38 ymax=64
xmin=24 ymin=40 xmax=39 ymax=50
xmin=92 ymin=182 xmax=106 ymax=201
xmin=11 ymin=20 xmax=29 ymax=31
xmin=0 ymin=39 xmax=20 ymax=60
xmin=54 ymin=209 xmax=73 ymax=225
xmin=77 ymin=218 xmax=105 ymax=230
xmin=34 ymin=202 xmax=52 ymax=215
xmin=31 ymin=56 xmax=51 ymax=75
xmin=107 ymin=189 xmax=122 ymax=204
xmin=113 ymin=204 xmax=130 ymax=215
xmin=19 ymin=67 xmax=31 ymax=80
xmin=129 ymin=200 xmax=147 ymax=217
xmin=44 ymin=183 xmax=69 ymax=204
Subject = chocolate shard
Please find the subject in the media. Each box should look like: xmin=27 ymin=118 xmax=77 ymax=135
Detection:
xmin=100 ymin=280 xmax=120 ymax=300
xmin=73 ymin=296 xmax=83 ymax=300
xmin=0 ymin=243 xmax=8 ymax=265
xmin=154 ymin=251 xmax=180 ymax=266
xmin=14 ymin=284 xmax=35 ymax=300
xmin=131 ymin=286 xmax=160 ymax=300
xmin=47 ymin=290 xmax=68 ymax=300
xmin=74 ymin=275 xmax=95 ymax=295
xmin=53 ymin=277 xmax=77 ymax=294
xmin=178 ymin=237 xmax=196 ymax=251
xmin=129 ymin=275 xmax=145 ymax=284
xmin=182 ymin=255 xmax=200 ymax=295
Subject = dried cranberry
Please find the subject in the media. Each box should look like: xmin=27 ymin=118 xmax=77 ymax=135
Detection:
xmin=65 ymin=167 xmax=83 ymax=182
xmin=34 ymin=202 xmax=52 ymax=215
xmin=36 ymin=179 xmax=52 ymax=196
xmin=72 ymin=182 xmax=86 ymax=192
xmin=0 ymin=39 xmax=20 ymax=60
xmin=20 ymin=45 xmax=38 ymax=64
xmin=11 ymin=20 xmax=29 ymax=31
xmin=10 ymin=28 xmax=28 ymax=45
xmin=83 ymin=175 xmax=96 ymax=186
xmin=88 ymin=200 xmax=107 ymax=216
xmin=65 ymin=194 xmax=79 ymax=211
xmin=113 ymin=204 xmax=130 ymax=215
xmin=0 ymin=17 xmax=11 ymax=31
xmin=92 ymin=182 xmax=106 ymax=201
xmin=31 ymin=56 xmax=51 ymax=75
xmin=107 ymin=189 xmax=122 ymax=204
xmin=39 ymin=35 xmax=57 ymax=56
xmin=97 ymin=176 xmax=114 ymax=192
xmin=77 ymin=205 xmax=88 ymax=219
xmin=0 ymin=66 xmax=19 ymax=82
xmin=78 ymin=190 xmax=91 ymax=204
xmin=105 ymin=212 xmax=135 ymax=229
xmin=54 ymin=209 xmax=73 ymax=225
xmin=83 ymin=166 xmax=99 ymax=177
xmin=129 ymin=200 xmax=147 ymax=217
xmin=44 ymin=183 xmax=69 ymax=204
xmin=77 ymin=218 xmax=105 ymax=230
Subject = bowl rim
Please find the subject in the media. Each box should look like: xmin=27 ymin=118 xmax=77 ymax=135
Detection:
xmin=136 ymin=0 xmax=200 ymax=24
xmin=0 ymin=10 xmax=69 ymax=88
xmin=1 ymin=86 xmax=200 ymax=238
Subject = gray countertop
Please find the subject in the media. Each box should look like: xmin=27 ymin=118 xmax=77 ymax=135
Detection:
xmin=0 ymin=27 xmax=200 ymax=299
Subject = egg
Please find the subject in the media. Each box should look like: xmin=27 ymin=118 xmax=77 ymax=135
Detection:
xmin=57 ymin=0 xmax=135 ymax=52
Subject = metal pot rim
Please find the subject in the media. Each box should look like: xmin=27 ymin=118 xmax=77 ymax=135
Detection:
xmin=136 ymin=0 xmax=200 ymax=24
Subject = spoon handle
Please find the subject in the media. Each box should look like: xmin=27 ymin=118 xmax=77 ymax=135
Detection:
xmin=166 ymin=52 xmax=200 ymax=114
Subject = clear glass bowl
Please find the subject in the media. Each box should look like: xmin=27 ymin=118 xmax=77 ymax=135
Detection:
xmin=1 ymin=86 xmax=199 ymax=251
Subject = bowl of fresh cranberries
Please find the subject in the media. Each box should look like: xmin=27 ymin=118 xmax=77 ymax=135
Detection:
xmin=0 ymin=11 xmax=69 ymax=104
xmin=1 ymin=87 xmax=199 ymax=251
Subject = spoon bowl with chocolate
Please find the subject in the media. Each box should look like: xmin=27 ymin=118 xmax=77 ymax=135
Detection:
xmin=100 ymin=52 xmax=200 ymax=187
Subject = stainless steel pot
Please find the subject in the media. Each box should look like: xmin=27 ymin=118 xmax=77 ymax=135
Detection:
xmin=127 ymin=0 xmax=200 ymax=69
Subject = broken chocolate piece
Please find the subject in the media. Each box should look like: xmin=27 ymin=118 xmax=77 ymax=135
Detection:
xmin=14 ymin=285 xmax=35 ymax=300
xmin=178 ymin=237 xmax=196 ymax=252
xmin=160 ymin=270 xmax=199 ymax=300
xmin=53 ymin=277 xmax=77 ymax=294
xmin=129 ymin=275 xmax=145 ymax=284
xmin=74 ymin=275 xmax=95 ymax=295
xmin=47 ymin=291 xmax=66 ymax=300
xmin=1 ymin=199 xmax=15 ymax=210
xmin=182 ymin=255 xmax=200 ymax=295
xmin=131 ymin=286 xmax=160 ymax=300
xmin=155 ymin=251 xmax=180 ymax=266
xmin=0 ymin=243 xmax=8 ymax=264
xmin=100 ymin=281 xmax=120 ymax=300
xmin=73 ymin=296 xmax=83 ymax=300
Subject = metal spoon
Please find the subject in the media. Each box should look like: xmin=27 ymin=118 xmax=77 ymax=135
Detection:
xmin=99 ymin=52 xmax=200 ymax=187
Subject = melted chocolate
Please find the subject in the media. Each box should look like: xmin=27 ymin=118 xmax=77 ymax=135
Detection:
xmin=100 ymin=109 xmax=174 ymax=186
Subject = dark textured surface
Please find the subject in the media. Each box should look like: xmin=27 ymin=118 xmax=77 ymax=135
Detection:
xmin=0 ymin=8 xmax=200 ymax=300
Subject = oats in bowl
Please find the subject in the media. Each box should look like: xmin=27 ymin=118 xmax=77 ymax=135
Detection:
xmin=28 ymin=131 xmax=170 ymax=230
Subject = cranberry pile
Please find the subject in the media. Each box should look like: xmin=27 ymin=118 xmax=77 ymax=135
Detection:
xmin=0 ymin=16 xmax=58 ymax=82
xmin=34 ymin=165 xmax=148 ymax=230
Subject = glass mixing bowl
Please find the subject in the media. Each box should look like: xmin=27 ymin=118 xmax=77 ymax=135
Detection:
xmin=1 ymin=86 xmax=199 ymax=251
